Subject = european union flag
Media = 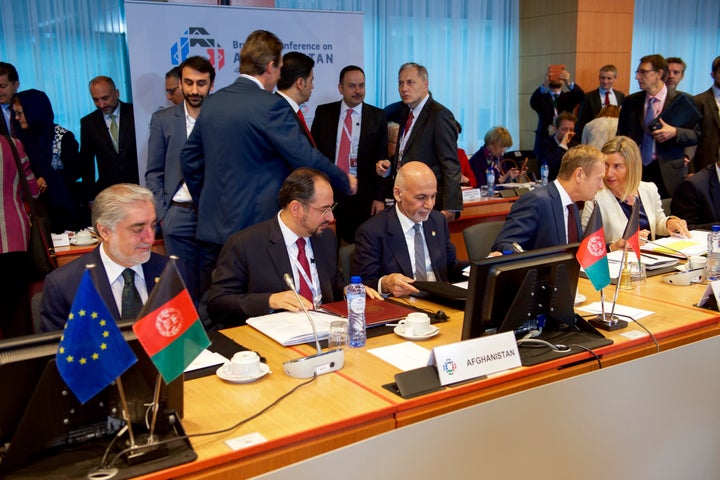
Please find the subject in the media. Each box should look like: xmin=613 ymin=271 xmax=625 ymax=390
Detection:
xmin=56 ymin=270 xmax=137 ymax=404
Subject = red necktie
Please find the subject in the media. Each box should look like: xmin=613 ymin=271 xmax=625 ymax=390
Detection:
xmin=604 ymin=90 xmax=610 ymax=106
xmin=337 ymin=109 xmax=353 ymax=173
xmin=296 ymin=238 xmax=313 ymax=302
xmin=297 ymin=110 xmax=317 ymax=148
xmin=403 ymin=111 xmax=414 ymax=137
xmin=567 ymin=204 xmax=579 ymax=243
xmin=399 ymin=111 xmax=414 ymax=166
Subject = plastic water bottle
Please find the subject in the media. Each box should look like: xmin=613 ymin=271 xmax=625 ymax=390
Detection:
xmin=346 ymin=276 xmax=366 ymax=347
xmin=486 ymin=167 xmax=495 ymax=198
xmin=540 ymin=162 xmax=549 ymax=187
xmin=705 ymin=225 xmax=720 ymax=281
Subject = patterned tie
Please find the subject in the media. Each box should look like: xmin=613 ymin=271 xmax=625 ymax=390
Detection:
xmin=641 ymin=97 xmax=657 ymax=166
xmin=297 ymin=110 xmax=317 ymax=148
xmin=295 ymin=238 xmax=313 ymax=302
xmin=110 ymin=114 xmax=119 ymax=153
xmin=413 ymin=223 xmax=427 ymax=281
xmin=337 ymin=109 xmax=353 ymax=173
xmin=121 ymin=268 xmax=143 ymax=321
xmin=567 ymin=204 xmax=579 ymax=244
xmin=604 ymin=90 xmax=610 ymax=106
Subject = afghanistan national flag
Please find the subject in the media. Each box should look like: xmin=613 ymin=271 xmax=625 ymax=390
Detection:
xmin=56 ymin=270 xmax=137 ymax=404
xmin=576 ymin=203 xmax=611 ymax=290
xmin=622 ymin=198 xmax=642 ymax=260
xmin=132 ymin=260 xmax=210 ymax=383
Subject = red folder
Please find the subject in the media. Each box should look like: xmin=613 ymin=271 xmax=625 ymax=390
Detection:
xmin=320 ymin=299 xmax=417 ymax=327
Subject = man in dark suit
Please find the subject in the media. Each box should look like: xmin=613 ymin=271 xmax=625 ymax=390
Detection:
xmin=491 ymin=145 xmax=606 ymax=254
xmin=145 ymin=56 xmax=215 ymax=302
xmin=671 ymin=161 xmax=720 ymax=231
xmin=276 ymin=51 xmax=316 ymax=147
xmin=80 ymin=76 xmax=139 ymax=201
xmin=312 ymin=65 xmax=388 ymax=243
xmin=40 ymin=184 xmax=174 ymax=332
xmin=576 ymin=64 xmax=626 ymax=138
xmin=536 ymin=112 xmax=578 ymax=181
xmin=691 ymin=56 xmax=720 ymax=172
xmin=617 ymin=54 xmax=700 ymax=199
xmin=207 ymin=168 xmax=378 ymax=327
xmin=354 ymin=162 xmax=465 ymax=298
xmin=391 ymin=63 xmax=462 ymax=221
xmin=0 ymin=62 xmax=19 ymax=136
xmin=530 ymin=65 xmax=584 ymax=155
xmin=181 ymin=30 xmax=356 ymax=293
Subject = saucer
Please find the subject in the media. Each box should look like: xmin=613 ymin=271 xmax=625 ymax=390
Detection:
xmin=394 ymin=325 xmax=439 ymax=340
xmin=70 ymin=237 xmax=98 ymax=246
xmin=216 ymin=362 xmax=270 ymax=384
xmin=574 ymin=293 xmax=587 ymax=305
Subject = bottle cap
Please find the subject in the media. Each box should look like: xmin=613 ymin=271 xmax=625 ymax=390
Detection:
xmin=350 ymin=275 xmax=362 ymax=283
xmin=712 ymin=225 xmax=720 ymax=232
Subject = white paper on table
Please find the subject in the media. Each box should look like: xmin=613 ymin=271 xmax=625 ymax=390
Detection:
xmin=642 ymin=230 xmax=709 ymax=257
xmin=184 ymin=349 xmax=228 ymax=372
xmin=367 ymin=342 xmax=432 ymax=371
xmin=453 ymin=280 xmax=469 ymax=289
xmin=577 ymin=301 xmax=654 ymax=321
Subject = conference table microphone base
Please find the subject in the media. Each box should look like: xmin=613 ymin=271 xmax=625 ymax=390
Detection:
xmin=589 ymin=314 xmax=628 ymax=331
xmin=283 ymin=349 xmax=345 ymax=379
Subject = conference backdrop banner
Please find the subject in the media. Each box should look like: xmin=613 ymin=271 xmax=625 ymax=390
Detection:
xmin=125 ymin=1 xmax=363 ymax=182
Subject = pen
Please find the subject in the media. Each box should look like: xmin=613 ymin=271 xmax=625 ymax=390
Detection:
xmin=512 ymin=242 xmax=524 ymax=253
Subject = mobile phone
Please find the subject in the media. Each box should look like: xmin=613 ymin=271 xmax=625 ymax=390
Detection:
xmin=548 ymin=64 xmax=565 ymax=82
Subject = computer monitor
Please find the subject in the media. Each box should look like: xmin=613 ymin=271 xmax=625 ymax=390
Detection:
xmin=462 ymin=244 xmax=581 ymax=340
xmin=0 ymin=324 xmax=187 ymax=477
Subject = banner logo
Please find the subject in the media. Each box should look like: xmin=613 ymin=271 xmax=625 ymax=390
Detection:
xmin=170 ymin=27 xmax=225 ymax=71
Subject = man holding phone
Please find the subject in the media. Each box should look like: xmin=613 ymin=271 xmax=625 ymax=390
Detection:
xmin=530 ymin=64 xmax=584 ymax=156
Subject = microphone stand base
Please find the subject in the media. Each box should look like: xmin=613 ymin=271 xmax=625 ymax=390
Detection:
xmin=589 ymin=314 xmax=628 ymax=331
xmin=283 ymin=349 xmax=345 ymax=379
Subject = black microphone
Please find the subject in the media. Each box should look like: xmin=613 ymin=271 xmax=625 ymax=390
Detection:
xmin=283 ymin=273 xmax=321 ymax=354
xmin=281 ymin=273 xmax=344 ymax=378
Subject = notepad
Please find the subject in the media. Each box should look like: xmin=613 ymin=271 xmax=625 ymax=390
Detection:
xmin=246 ymin=311 xmax=339 ymax=346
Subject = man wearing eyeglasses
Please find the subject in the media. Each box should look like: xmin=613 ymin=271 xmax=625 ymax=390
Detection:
xmin=206 ymin=168 xmax=379 ymax=328
xmin=164 ymin=67 xmax=184 ymax=106
xmin=617 ymin=54 xmax=700 ymax=199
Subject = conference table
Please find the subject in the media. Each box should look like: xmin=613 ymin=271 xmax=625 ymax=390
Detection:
xmin=136 ymin=273 xmax=720 ymax=480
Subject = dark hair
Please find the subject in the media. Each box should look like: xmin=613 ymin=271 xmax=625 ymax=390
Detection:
xmin=179 ymin=55 xmax=216 ymax=83
xmin=0 ymin=62 xmax=19 ymax=82
xmin=165 ymin=66 xmax=181 ymax=80
xmin=278 ymin=168 xmax=329 ymax=209
xmin=554 ymin=111 xmax=577 ymax=128
xmin=277 ymin=52 xmax=314 ymax=91
xmin=666 ymin=57 xmax=687 ymax=72
xmin=239 ymin=30 xmax=282 ymax=76
xmin=339 ymin=65 xmax=364 ymax=84
xmin=713 ymin=56 xmax=720 ymax=74
xmin=639 ymin=54 xmax=668 ymax=76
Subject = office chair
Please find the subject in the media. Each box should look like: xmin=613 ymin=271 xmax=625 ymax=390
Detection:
xmin=338 ymin=243 xmax=356 ymax=285
xmin=463 ymin=221 xmax=506 ymax=261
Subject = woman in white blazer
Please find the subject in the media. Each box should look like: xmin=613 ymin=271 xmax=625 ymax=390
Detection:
xmin=581 ymin=136 xmax=689 ymax=251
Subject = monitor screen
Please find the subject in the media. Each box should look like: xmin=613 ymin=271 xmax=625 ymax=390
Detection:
xmin=462 ymin=244 xmax=581 ymax=340
xmin=0 ymin=323 xmax=184 ymax=475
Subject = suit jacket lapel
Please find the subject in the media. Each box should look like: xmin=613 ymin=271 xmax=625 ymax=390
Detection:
xmin=404 ymin=98 xmax=431 ymax=154
xmin=267 ymin=218 xmax=293 ymax=285
xmin=706 ymin=89 xmax=720 ymax=133
xmin=387 ymin=211 xmax=413 ymax=277
xmin=548 ymin=183 xmax=566 ymax=243
xmin=710 ymin=169 xmax=720 ymax=218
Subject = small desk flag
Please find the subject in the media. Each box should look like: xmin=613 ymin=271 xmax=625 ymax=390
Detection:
xmin=576 ymin=203 xmax=610 ymax=290
xmin=133 ymin=260 xmax=210 ymax=383
xmin=56 ymin=270 xmax=137 ymax=404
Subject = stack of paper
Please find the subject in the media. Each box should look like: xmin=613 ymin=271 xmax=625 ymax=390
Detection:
xmin=246 ymin=311 xmax=339 ymax=346
xmin=642 ymin=230 xmax=709 ymax=257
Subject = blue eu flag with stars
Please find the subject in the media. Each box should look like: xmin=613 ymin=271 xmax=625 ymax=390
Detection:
xmin=56 ymin=270 xmax=137 ymax=404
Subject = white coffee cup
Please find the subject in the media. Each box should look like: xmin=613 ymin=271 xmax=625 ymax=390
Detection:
xmin=75 ymin=230 xmax=93 ymax=243
xmin=222 ymin=351 xmax=261 ymax=377
xmin=398 ymin=312 xmax=432 ymax=336
xmin=688 ymin=256 xmax=707 ymax=271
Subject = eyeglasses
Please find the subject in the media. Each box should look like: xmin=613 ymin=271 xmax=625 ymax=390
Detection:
xmin=306 ymin=202 xmax=337 ymax=216
xmin=165 ymin=86 xmax=179 ymax=95
xmin=13 ymin=110 xmax=24 ymax=117
xmin=635 ymin=69 xmax=656 ymax=77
